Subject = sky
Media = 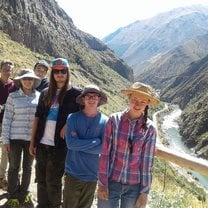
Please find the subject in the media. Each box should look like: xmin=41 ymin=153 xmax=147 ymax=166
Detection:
xmin=56 ymin=0 xmax=208 ymax=39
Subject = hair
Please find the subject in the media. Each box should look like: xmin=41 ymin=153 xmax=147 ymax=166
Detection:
xmin=0 ymin=60 xmax=14 ymax=69
xmin=44 ymin=70 xmax=70 ymax=107
xmin=142 ymin=105 xmax=148 ymax=132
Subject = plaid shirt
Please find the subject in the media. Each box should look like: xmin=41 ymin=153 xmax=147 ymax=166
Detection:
xmin=98 ymin=109 xmax=157 ymax=193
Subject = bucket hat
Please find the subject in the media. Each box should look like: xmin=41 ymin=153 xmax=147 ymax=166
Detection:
xmin=121 ymin=82 xmax=160 ymax=105
xmin=14 ymin=69 xmax=41 ymax=88
xmin=51 ymin=58 xmax=69 ymax=70
xmin=76 ymin=84 xmax=107 ymax=106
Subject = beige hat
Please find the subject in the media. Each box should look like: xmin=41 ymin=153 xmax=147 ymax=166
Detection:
xmin=121 ymin=82 xmax=160 ymax=105
xmin=76 ymin=84 xmax=107 ymax=106
xmin=14 ymin=69 xmax=41 ymax=88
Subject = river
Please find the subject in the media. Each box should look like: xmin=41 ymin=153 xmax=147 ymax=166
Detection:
xmin=161 ymin=105 xmax=208 ymax=190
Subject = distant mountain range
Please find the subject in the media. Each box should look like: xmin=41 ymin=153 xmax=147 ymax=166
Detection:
xmin=103 ymin=5 xmax=208 ymax=76
xmin=138 ymin=33 xmax=208 ymax=90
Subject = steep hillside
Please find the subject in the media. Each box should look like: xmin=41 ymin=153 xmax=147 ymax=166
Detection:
xmin=0 ymin=31 xmax=131 ymax=115
xmin=0 ymin=0 xmax=133 ymax=81
xmin=137 ymin=33 xmax=208 ymax=89
xmin=103 ymin=5 xmax=208 ymax=75
xmin=160 ymin=56 xmax=208 ymax=158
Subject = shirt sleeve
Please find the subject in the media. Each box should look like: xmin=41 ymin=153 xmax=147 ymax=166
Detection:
xmin=140 ymin=125 xmax=157 ymax=194
xmin=65 ymin=113 xmax=101 ymax=154
xmin=35 ymin=91 xmax=45 ymax=118
xmin=1 ymin=95 xmax=14 ymax=144
xmin=98 ymin=117 xmax=113 ymax=189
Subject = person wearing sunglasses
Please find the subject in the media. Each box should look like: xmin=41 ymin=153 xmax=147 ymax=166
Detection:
xmin=97 ymin=82 xmax=160 ymax=208
xmin=63 ymin=84 xmax=108 ymax=208
xmin=1 ymin=69 xmax=40 ymax=207
xmin=29 ymin=58 xmax=82 ymax=208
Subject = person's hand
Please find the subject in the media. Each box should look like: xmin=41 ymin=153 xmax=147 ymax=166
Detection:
xmin=97 ymin=186 xmax=109 ymax=200
xmin=60 ymin=124 xmax=66 ymax=139
xmin=0 ymin=104 xmax=5 ymax=114
xmin=29 ymin=144 xmax=36 ymax=156
xmin=4 ymin=144 xmax=10 ymax=153
xmin=135 ymin=193 xmax=148 ymax=208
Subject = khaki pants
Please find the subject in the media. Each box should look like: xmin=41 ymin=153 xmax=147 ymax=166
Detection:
xmin=63 ymin=174 xmax=97 ymax=208
xmin=0 ymin=124 xmax=8 ymax=179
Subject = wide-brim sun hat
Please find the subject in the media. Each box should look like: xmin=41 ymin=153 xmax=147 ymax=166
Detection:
xmin=121 ymin=82 xmax=160 ymax=105
xmin=76 ymin=84 xmax=107 ymax=106
xmin=14 ymin=69 xmax=41 ymax=88
xmin=51 ymin=58 xmax=70 ymax=70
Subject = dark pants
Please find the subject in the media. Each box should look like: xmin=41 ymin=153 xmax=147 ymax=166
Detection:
xmin=8 ymin=140 xmax=33 ymax=201
xmin=63 ymin=174 xmax=97 ymax=208
xmin=36 ymin=144 xmax=67 ymax=208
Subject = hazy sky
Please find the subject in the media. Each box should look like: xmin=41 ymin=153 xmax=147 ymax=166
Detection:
xmin=56 ymin=0 xmax=208 ymax=39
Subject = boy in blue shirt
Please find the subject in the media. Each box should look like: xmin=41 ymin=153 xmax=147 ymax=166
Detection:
xmin=63 ymin=84 xmax=108 ymax=208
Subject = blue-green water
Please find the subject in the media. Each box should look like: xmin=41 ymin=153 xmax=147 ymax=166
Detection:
xmin=162 ymin=107 xmax=208 ymax=189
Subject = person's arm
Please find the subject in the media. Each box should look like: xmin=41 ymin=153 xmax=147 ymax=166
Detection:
xmin=29 ymin=117 xmax=39 ymax=156
xmin=97 ymin=117 xmax=113 ymax=200
xmin=65 ymin=114 xmax=101 ymax=153
xmin=60 ymin=124 xmax=66 ymax=139
xmin=137 ymin=124 xmax=157 ymax=207
xmin=1 ymin=95 xmax=14 ymax=152
xmin=29 ymin=91 xmax=44 ymax=156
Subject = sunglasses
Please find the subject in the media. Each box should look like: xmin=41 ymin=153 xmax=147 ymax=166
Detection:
xmin=53 ymin=69 xmax=68 ymax=74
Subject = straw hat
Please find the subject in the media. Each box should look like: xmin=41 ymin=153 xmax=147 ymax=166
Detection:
xmin=121 ymin=82 xmax=160 ymax=105
xmin=76 ymin=84 xmax=107 ymax=106
xmin=14 ymin=69 xmax=41 ymax=88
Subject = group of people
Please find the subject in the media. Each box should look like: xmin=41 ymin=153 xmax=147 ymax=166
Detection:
xmin=0 ymin=57 xmax=160 ymax=208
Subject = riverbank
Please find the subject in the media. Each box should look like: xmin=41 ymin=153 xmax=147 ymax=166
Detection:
xmin=153 ymin=104 xmax=208 ymax=205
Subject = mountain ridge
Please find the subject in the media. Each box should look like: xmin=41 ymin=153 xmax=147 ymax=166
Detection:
xmin=103 ymin=5 xmax=208 ymax=74
xmin=0 ymin=0 xmax=133 ymax=81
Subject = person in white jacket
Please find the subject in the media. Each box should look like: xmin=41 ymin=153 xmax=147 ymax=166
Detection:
xmin=1 ymin=69 xmax=40 ymax=208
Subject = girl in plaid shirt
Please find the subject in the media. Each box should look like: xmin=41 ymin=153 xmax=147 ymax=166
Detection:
xmin=98 ymin=82 xmax=160 ymax=208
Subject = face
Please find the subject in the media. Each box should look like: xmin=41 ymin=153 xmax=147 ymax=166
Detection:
xmin=129 ymin=94 xmax=149 ymax=116
xmin=52 ymin=69 xmax=68 ymax=84
xmin=0 ymin=64 xmax=13 ymax=79
xmin=82 ymin=93 xmax=100 ymax=108
xmin=20 ymin=77 xmax=35 ymax=91
xmin=34 ymin=65 xmax=47 ymax=79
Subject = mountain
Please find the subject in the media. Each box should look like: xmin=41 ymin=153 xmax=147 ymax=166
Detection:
xmin=136 ymin=33 xmax=208 ymax=90
xmin=160 ymin=56 xmax=208 ymax=159
xmin=135 ymin=32 xmax=208 ymax=158
xmin=103 ymin=5 xmax=208 ymax=75
xmin=0 ymin=0 xmax=133 ymax=81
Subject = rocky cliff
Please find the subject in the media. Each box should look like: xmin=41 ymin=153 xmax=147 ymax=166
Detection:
xmin=0 ymin=0 xmax=133 ymax=81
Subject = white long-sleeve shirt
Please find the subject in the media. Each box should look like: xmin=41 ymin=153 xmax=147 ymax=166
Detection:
xmin=2 ymin=88 xmax=40 ymax=144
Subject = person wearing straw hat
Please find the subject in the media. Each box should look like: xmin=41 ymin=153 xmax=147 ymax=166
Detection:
xmin=29 ymin=58 xmax=81 ymax=208
xmin=1 ymin=69 xmax=40 ymax=208
xmin=63 ymin=84 xmax=108 ymax=208
xmin=97 ymin=82 xmax=160 ymax=208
